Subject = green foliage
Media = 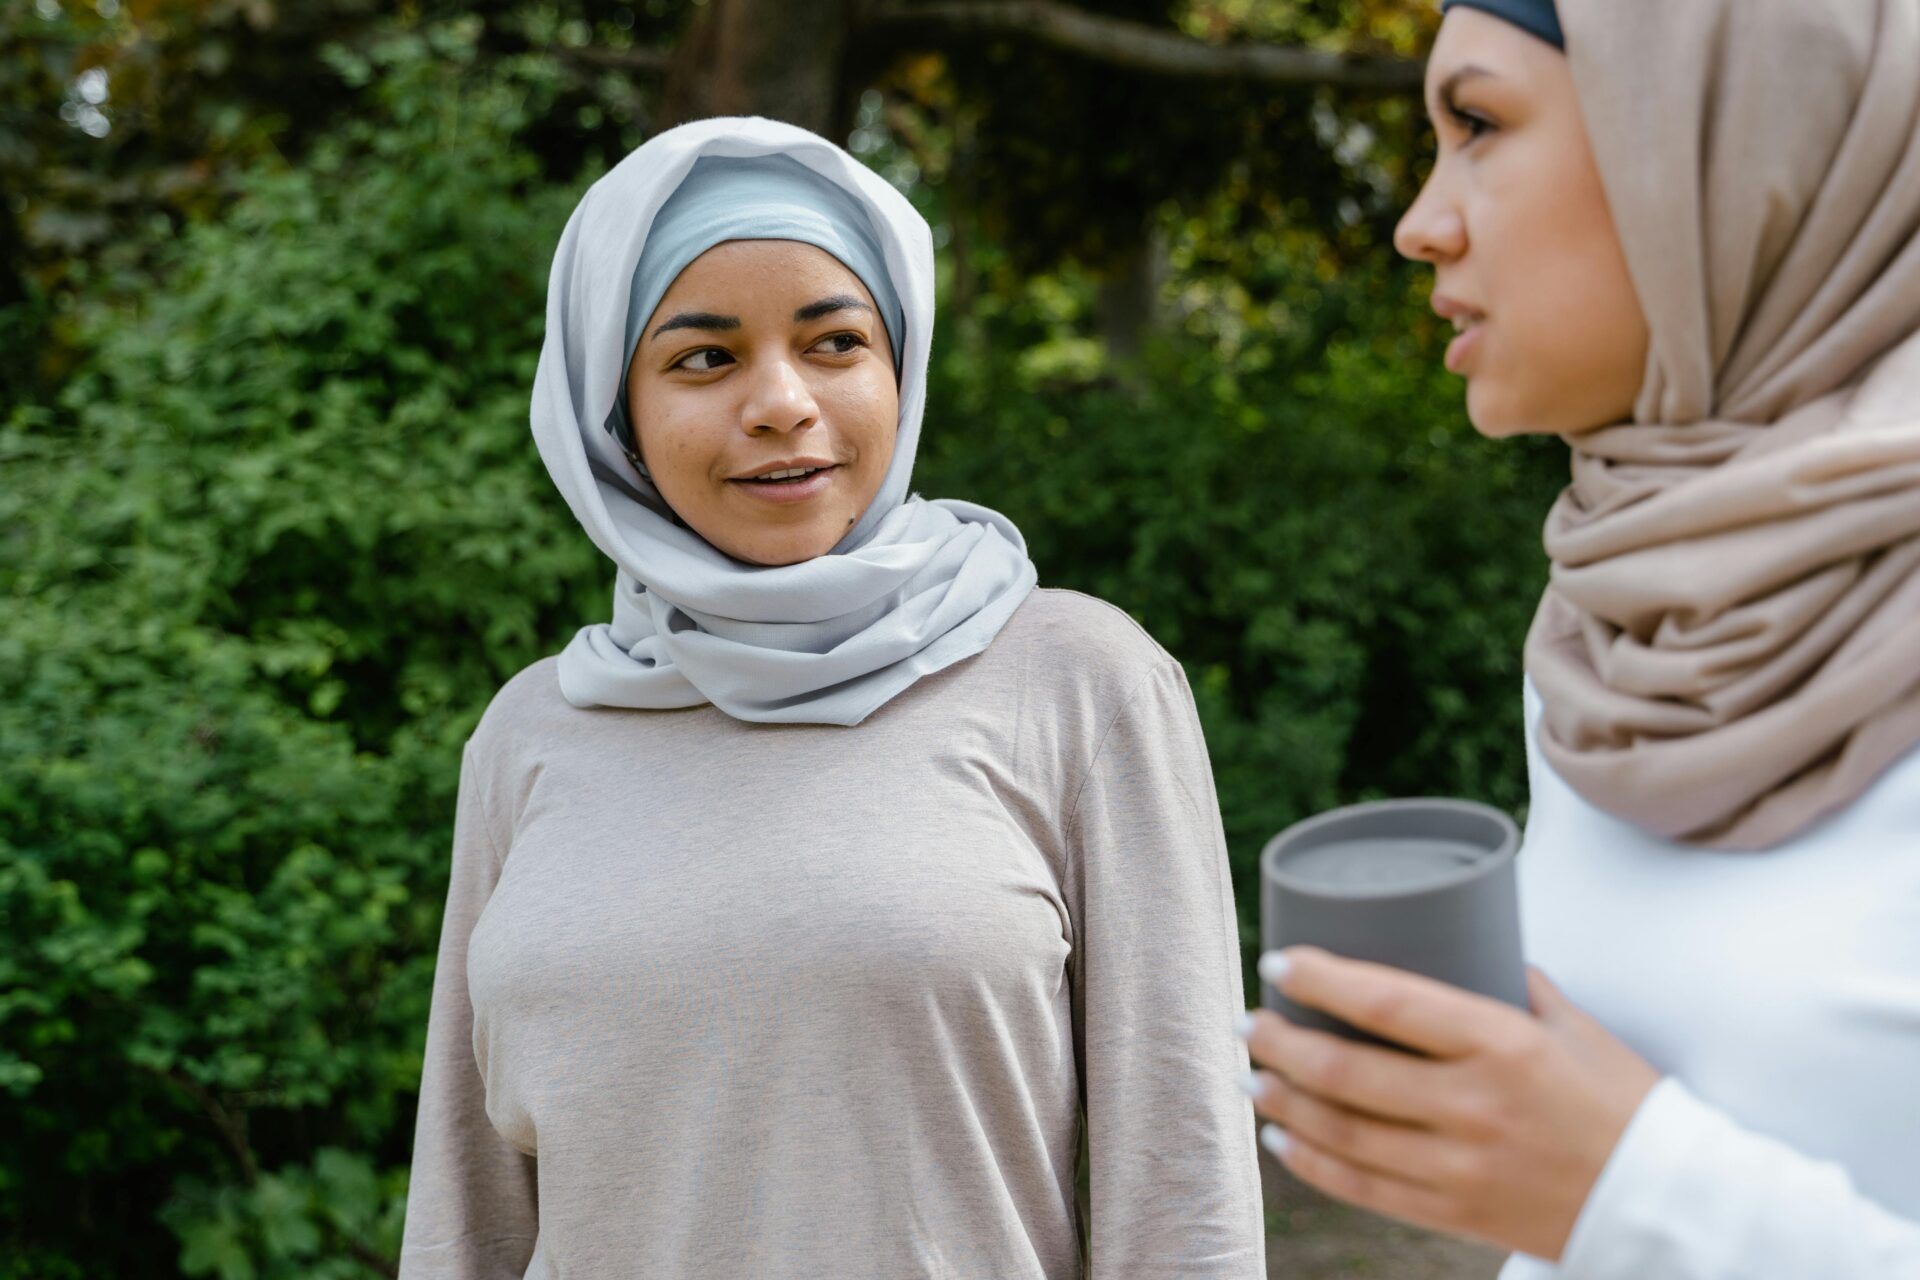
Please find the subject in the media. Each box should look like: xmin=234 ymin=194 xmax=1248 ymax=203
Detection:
xmin=2 ymin=29 xmax=596 ymax=1277
xmin=3 ymin=11 xmax=1563 ymax=1277
xmin=930 ymin=0 xmax=1438 ymax=274
xmin=0 ymin=0 xmax=693 ymax=408
xmin=158 ymin=1148 xmax=404 ymax=1280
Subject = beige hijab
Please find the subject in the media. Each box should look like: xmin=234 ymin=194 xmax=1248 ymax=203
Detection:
xmin=1526 ymin=0 xmax=1920 ymax=848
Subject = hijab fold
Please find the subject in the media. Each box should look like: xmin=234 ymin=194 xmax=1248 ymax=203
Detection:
xmin=1526 ymin=0 xmax=1920 ymax=847
xmin=530 ymin=116 xmax=1037 ymax=725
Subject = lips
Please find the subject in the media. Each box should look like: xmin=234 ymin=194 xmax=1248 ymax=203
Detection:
xmin=732 ymin=456 xmax=837 ymax=481
xmin=742 ymin=465 xmax=828 ymax=484
xmin=729 ymin=462 xmax=841 ymax=505
xmin=1431 ymin=293 xmax=1488 ymax=376
xmin=1444 ymin=324 xmax=1485 ymax=376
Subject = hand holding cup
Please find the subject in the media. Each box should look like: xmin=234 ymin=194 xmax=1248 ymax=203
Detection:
xmin=1232 ymin=797 xmax=1659 ymax=1259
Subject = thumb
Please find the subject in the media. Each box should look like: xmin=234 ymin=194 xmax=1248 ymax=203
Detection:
xmin=1528 ymin=967 xmax=1609 ymax=1044
xmin=1527 ymin=966 xmax=1576 ymax=1020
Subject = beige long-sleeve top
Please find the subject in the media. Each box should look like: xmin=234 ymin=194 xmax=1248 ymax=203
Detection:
xmin=397 ymin=588 xmax=1265 ymax=1280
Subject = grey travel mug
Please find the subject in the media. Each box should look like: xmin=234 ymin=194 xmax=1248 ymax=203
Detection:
xmin=1260 ymin=797 xmax=1526 ymax=1045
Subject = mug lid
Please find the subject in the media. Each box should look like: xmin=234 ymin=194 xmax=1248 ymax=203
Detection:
xmin=1260 ymin=797 xmax=1521 ymax=900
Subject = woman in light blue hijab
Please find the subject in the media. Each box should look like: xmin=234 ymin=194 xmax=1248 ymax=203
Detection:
xmin=398 ymin=116 xmax=1267 ymax=1280
xmin=534 ymin=117 xmax=1032 ymax=724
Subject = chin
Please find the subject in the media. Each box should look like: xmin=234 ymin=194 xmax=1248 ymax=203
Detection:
xmin=1463 ymin=383 xmax=1526 ymax=439
xmin=1464 ymin=381 xmax=1564 ymax=439
xmin=720 ymin=531 xmax=839 ymax=568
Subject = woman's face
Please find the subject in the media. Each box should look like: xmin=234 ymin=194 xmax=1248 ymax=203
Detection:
xmin=626 ymin=239 xmax=899 ymax=566
xmin=1394 ymin=8 xmax=1649 ymax=437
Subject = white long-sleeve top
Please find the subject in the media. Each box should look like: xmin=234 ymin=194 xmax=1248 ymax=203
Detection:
xmin=1499 ymin=683 xmax=1920 ymax=1280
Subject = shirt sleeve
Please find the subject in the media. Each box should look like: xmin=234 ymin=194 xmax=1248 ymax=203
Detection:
xmin=1545 ymin=1076 xmax=1920 ymax=1279
xmin=398 ymin=742 xmax=540 ymax=1280
xmin=1064 ymin=659 xmax=1267 ymax=1279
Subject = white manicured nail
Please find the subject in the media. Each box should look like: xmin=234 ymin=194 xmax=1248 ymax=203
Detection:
xmin=1257 ymin=950 xmax=1292 ymax=987
xmin=1233 ymin=1010 xmax=1255 ymax=1039
xmin=1236 ymin=1069 xmax=1267 ymax=1101
xmin=1260 ymin=1123 xmax=1292 ymax=1158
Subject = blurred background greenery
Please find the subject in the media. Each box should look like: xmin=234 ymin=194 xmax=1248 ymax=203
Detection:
xmin=2 ymin=1 xmax=1560 ymax=1274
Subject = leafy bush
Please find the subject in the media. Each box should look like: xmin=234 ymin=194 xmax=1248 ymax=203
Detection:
xmin=2 ymin=28 xmax=593 ymax=1278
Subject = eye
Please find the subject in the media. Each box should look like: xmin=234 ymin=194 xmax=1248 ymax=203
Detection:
xmin=812 ymin=331 xmax=868 ymax=357
xmin=671 ymin=347 xmax=735 ymax=373
xmin=1443 ymin=96 xmax=1497 ymax=143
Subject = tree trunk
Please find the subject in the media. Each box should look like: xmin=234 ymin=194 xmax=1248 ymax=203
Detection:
xmin=1094 ymin=220 xmax=1169 ymax=364
xmin=659 ymin=0 xmax=854 ymax=135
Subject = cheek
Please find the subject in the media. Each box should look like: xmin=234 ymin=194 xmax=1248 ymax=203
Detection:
xmin=827 ymin=369 xmax=901 ymax=485
xmin=635 ymin=395 xmax=722 ymax=491
xmin=1461 ymin=193 xmax=1557 ymax=432
xmin=1472 ymin=168 xmax=1647 ymax=433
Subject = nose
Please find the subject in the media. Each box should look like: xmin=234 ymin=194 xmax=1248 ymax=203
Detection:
xmin=1394 ymin=168 xmax=1467 ymax=265
xmin=740 ymin=354 xmax=820 ymax=437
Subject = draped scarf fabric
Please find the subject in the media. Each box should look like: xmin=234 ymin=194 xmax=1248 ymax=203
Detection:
xmin=1526 ymin=0 xmax=1920 ymax=847
xmin=530 ymin=116 xmax=1037 ymax=725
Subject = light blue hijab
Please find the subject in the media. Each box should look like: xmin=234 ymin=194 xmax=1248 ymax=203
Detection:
xmin=528 ymin=117 xmax=1038 ymax=726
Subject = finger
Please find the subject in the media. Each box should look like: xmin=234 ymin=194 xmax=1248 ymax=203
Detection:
xmin=1253 ymin=1072 xmax=1466 ymax=1191
xmin=1246 ymin=1011 xmax=1447 ymax=1127
xmin=1263 ymin=1123 xmax=1464 ymax=1240
xmin=1271 ymin=947 xmax=1524 ymax=1059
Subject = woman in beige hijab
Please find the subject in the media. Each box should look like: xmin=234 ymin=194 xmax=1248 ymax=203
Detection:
xmin=1235 ymin=1 xmax=1920 ymax=1276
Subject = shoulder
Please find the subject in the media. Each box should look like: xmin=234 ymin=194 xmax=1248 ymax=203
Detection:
xmin=467 ymin=653 xmax=581 ymax=762
xmin=989 ymin=592 xmax=1212 ymax=836
xmin=1000 ymin=587 xmax=1178 ymax=687
xmin=977 ymin=588 xmax=1190 ymax=742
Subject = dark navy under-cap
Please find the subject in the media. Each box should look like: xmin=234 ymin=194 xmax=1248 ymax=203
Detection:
xmin=1440 ymin=0 xmax=1564 ymax=49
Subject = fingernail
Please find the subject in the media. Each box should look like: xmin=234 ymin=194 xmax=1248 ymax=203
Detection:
xmin=1257 ymin=951 xmax=1292 ymax=987
xmin=1260 ymin=1123 xmax=1292 ymax=1158
xmin=1232 ymin=1010 xmax=1255 ymax=1039
xmin=1236 ymin=1069 xmax=1268 ymax=1101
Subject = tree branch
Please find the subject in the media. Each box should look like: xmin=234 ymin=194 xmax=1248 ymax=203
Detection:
xmin=148 ymin=1064 xmax=259 ymax=1187
xmin=549 ymin=44 xmax=674 ymax=75
xmin=859 ymin=0 xmax=1424 ymax=92
xmin=347 ymin=1239 xmax=399 ymax=1279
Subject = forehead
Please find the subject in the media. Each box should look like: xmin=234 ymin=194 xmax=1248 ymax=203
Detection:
xmin=660 ymin=239 xmax=871 ymax=306
xmin=1426 ymin=7 xmax=1558 ymax=94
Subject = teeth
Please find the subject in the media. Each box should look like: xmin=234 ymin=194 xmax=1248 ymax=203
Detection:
xmin=757 ymin=467 xmax=819 ymax=481
xmin=1452 ymin=314 xmax=1482 ymax=333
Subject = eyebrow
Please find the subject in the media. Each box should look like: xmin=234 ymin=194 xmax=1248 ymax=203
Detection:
xmin=648 ymin=295 xmax=874 ymax=342
xmin=795 ymin=294 xmax=873 ymax=323
xmin=1432 ymin=64 xmax=1496 ymax=111
xmin=650 ymin=311 xmax=739 ymax=341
